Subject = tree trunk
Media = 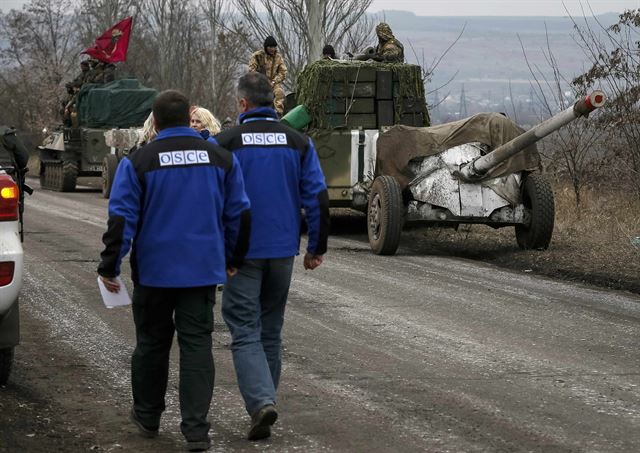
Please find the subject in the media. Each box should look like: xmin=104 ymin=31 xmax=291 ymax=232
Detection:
xmin=305 ymin=0 xmax=326 ymax=64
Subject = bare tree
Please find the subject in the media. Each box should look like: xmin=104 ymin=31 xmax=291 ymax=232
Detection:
xmin=570 ymin=8 xmax=640 ymax=199
xmin=518 ymin=27 xmax=602 ymax=209
xmin=199 ymin=0 xmax=249 ymax=117
xmin=0 ymin=0 xmax=80 ymax=129
xmin=233 ymin=0 xmax=374 ymax=88
xmin=75 ymin=0 xmax=141 ymax=45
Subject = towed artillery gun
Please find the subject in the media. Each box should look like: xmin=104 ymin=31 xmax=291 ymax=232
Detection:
xmin=38 ymin=79 xmax=156 ymax=194
xmin=367 ymin=91 xmax=605 ymax=255
xmin=285 ymin=60 xmax=605 ymax=254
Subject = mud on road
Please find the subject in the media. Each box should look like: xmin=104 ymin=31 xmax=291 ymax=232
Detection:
xmin=2 ymin=182 xmax=640 ymax=452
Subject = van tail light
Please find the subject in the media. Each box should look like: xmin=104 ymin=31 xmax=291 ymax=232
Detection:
xmin=0 ymin=176 xmax=19 ymax=221
xmin=0 ymin=261 xmax=15 ymax=286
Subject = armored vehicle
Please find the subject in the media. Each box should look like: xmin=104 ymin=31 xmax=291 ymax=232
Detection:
xmin=285 ymin=60 xmax=604 ymax=254
xmin=38 ymin=79 xmax=156 ymax=192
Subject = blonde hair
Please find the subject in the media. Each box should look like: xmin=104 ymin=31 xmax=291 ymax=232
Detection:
xmin=138 ymin=112 xmax=157 ymax=145
xmin=191 ymin=106 xmax=221 ymax=135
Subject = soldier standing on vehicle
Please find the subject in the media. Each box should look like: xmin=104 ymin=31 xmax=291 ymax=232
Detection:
xmin=248 ymin=36 xmax=287 ymax=115
xmin=97 ymin=89 xmax=251 ymax=452
xmin=322 ymin=44 xmax=336 ymax=60
xmin=72 ymin=60 xmax=91 ymax=87
xmin=84 ymin=58 xmax=100 ymax=83
xmin=356 ymin=22 xmax=404 ymax=63
xmin=214 ymin=72 xmax=329 ymax=441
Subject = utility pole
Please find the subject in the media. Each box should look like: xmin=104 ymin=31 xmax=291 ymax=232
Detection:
xmin=459 ymin=84 xmax=468 ymax=117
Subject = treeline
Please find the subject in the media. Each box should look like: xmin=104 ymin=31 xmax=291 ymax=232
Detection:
xmin=0 ymin=0 xmax=373 ymax=132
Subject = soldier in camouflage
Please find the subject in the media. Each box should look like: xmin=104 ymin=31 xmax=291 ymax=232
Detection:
xmin=248 ymin=36 xmax=287 ymax=115
xmin=356 ymin=22 xmax=404 ymax=63
xmin=374 ymin=23 xmax=404 ymax=63
xmin=72 ymin=60 xmax=90 ymax=87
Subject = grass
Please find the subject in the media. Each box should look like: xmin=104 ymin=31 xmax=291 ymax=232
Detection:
xmin=396 ymin=180 xmax=640 ymax=293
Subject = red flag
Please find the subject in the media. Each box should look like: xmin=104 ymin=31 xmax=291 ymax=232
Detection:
xmin=82 ymin=17 xmax=132 ymax=63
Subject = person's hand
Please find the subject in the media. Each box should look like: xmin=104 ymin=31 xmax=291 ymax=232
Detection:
xmin=100 ymin=276 xmax=120 ymax=293
xmin=227 ymin=267 xmax=238 ymax=278
xmin=303 ymin=253 xmax=323 ymax=270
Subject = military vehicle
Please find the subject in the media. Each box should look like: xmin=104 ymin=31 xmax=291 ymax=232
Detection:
xmin=38 ymin=78 xmax=156 ymax=193
xmin=102 ymin=127 xmax=141 ymax=198
xmin=284 ymin=60 xmax=605 ymax=255
xmin=286 ymin=60 xmax=429 ymax=209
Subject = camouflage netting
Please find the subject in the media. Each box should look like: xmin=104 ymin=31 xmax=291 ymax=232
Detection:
xmin=296 ymin=59 xmax=429 ymax=129
xmin=77 ymin=79 xmax=157 ymax=129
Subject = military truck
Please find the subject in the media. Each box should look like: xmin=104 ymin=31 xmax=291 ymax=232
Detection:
xmin=287 ymin=60 xmax=429 ymax=210
xmin=285 ymin=60 xmax=605 ymax=255
xmin=38 ymin=78 xmax=156 ymax=193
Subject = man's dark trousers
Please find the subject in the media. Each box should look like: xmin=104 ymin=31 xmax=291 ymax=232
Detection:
xmin=131 ymin=285 xmax=216 ymax=442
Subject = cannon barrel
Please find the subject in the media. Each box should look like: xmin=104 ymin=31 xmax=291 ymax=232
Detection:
xmin=457 ymin=91 xmax=605 ymax=181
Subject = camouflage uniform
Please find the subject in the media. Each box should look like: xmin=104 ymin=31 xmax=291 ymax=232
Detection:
xmin=87 ymin=62 xmax=106 ymax=84
xmin=72 ymin=63 xmax=90 ymax=88
xmin=374 ymin=23 xmax=404 ymax=63
xmin=356 ymin=23 xmax=405 ymax=63
xmin=84 ymin=59 xmax=108 ymax=84
xmin=248 ymin=44 xmax=287 ymax=115
xmin=103 ymin=64 xmax=116 ymax=83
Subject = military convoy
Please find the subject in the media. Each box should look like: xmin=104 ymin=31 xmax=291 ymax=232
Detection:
xmin=37 ymin=59 xmax=604 ymax=256
xmin=38 ymin=78 xmax=156 ymax=195
xmin=284 ymin=60 xmax=605 ymax=255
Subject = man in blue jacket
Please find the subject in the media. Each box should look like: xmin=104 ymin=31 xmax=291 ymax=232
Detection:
xmin=97 ymin=90 xmax=251 ymax=452
xmin=215 ymin=72 xmax=329 ymax=441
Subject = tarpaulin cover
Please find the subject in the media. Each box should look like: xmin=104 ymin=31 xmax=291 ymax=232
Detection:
xmin=77 ymin=79 xmax=157 ymax=129
xmin=376 ymin=112 xmax=542 ymax=189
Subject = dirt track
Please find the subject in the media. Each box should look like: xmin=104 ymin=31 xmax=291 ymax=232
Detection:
xmin=1 ymin=179 xmax=640 ymax=452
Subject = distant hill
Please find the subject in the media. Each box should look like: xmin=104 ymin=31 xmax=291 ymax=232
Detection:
xmin=366 ymin=11 xmax=621 ymax=122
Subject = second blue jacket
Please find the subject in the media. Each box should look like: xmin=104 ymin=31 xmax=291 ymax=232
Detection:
xmin=214 ymin=108 xmax=329 ymax=259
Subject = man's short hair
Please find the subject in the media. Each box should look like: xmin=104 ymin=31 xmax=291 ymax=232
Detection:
xmin=237 ymin=73 xmax=275 ymax=108
xmin=153 ymin=90 xmax=190 ymax=130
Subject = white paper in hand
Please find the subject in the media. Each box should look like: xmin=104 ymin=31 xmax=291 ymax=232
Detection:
xmin=97 ymin=276 xmax=132 ymax=308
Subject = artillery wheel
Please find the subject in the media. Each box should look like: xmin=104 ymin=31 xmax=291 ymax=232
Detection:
xmin=515 ymin=172 xmax=555 ymax=250
xmin=102 ymin=154 xmax=119 ymax=199
xmin=367 ymin=175 xmax=404 ymax=255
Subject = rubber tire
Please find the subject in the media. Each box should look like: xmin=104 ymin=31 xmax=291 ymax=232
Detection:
xmin=0 ymin=347 xmax=14 ymax=385
xmin=102 ymin=154 xmax=118 ymax=199
xmin=60 ymin=160 xmax=78 ymax=192
xmin=367 ymin=175 xmax=404 ymax=255
xmin=516 ymin=172 xmax=555 ymax=250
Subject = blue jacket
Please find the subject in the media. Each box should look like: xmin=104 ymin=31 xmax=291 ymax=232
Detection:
xmin=214 ymin=107 xmax=329 ymax=259
xmin=98 ymin=127 xmax=251 ymax=287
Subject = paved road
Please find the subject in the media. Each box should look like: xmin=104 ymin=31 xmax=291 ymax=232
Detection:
xmin=12 ymin=180 xmax=640 ymax=452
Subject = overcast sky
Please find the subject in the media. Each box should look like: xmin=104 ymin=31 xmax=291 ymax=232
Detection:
xmin=369 ymin=0 xmax=639 ymax=16
xmin=1 ymin=0 xmax=638 ymax=15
